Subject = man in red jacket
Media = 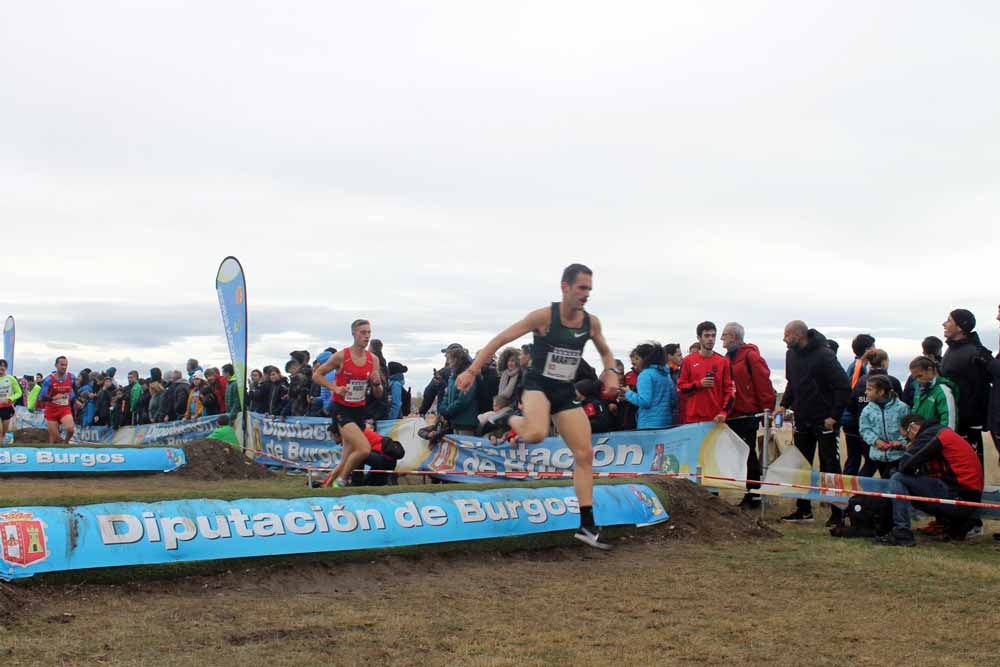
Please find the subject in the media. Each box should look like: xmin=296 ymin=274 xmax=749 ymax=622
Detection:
xmin=722 ymin=322 xmax=776 ymax=509
xmin=876 ymin=413 xmax=984 ymax=546
xmin=677 ymin=321 xmax=735 ymax=424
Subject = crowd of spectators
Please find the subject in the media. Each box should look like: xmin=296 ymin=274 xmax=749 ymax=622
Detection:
xmin=7 ymin=304 xmax=1000 ymax=543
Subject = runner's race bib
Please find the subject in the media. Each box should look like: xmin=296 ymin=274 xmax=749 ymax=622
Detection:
xmin=345 ymin=379 xmax=368 ymax=402
xmin=0 ymin=384 xmax=9 ymax=401
xmin=543 ymin=347 xmax=582 ymax=382
xmin=52 ymin=394 xmax=70 ymax=406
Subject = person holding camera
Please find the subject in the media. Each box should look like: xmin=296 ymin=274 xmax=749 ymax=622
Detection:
xmin=677 ymin=321 xmax=734 ymax=424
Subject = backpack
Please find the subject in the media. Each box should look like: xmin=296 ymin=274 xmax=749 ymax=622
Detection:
xmin=829 ymin=494 xmax=891 ymax=538
xmin=400 ymin=386 xmax=412 ymax=417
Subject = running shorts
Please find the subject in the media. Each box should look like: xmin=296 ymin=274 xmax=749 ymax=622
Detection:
xmin=522 ymin=373 xmax=582 ymax=415
xmin=44 ymin=405 xmax=73 ymax=423
xmin=333 ymin=403 xmax=368 ymax=430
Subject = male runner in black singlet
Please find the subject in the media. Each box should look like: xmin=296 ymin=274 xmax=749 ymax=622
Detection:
xmin=456 ymin=263 xmax=619 ymax=549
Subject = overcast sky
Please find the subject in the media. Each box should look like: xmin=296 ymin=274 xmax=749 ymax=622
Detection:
xmin=2 ymin=2 xmax=998 ymax=390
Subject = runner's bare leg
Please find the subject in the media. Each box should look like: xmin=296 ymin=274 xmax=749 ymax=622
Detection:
xmin=46 ymin=419 xmax=61 ymax=444
xmin=508 ymin=390 xmax=551 ymax=443
xmin=552 ymin=407 xmax=594 ymax=507
xmin=324 ymin=422 xmax=371 ymax=485
xmin=59 ymin=414 xmax=75 ymax=444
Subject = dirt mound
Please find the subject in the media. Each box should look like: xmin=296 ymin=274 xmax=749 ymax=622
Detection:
xmin=644 ymin=478 xmax=780 ymax=543
xmin=176 ymin=440 xmax=274 ymax=481
xmin=0 ymin=583 xmax=26 ymax=626
xmin=11 ymin=428 xmax=49 ymax=444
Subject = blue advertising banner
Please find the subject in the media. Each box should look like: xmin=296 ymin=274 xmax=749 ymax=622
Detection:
xmin=0 ymin=484 xmax=668 ymax=580
xmin=128 ymin=414 xmax=222 ymax=445
xmin=14 ymin=408 xmax=223 ymax=446
xmin=249 ymin=415 xmax=751 ymax=490
xmin=73 ymin=425 xmax=115 ymax=445
xmin=420 ymin=422 xmax=749 ymax=488
xmin=2 ymin=316 xmax=13 ymax=375
xmin=0 ymin=447 xmax=185 ymax=474
xmin=250 ymin=413 xmax=340 ymax=468
xmin=216 ymin=257 xmax=247 ymax=413
xmin=12 ymin=406 xmax=46 ymax=431
xmin=762 ymin=445 xmax=1000 ymax=518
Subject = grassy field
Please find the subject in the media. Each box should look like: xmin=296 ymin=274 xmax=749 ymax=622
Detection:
xmin=1 ymin=479 xmax=999 ymax=666
xmin=2 ymin=433 xmax=999 ymax=666
xmin=1 ymin=513 xmax=998 ymax=666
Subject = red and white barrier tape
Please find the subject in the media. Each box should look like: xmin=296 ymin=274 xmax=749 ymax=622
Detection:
xmin=244 ymin=446 xmax=1000 ymax=511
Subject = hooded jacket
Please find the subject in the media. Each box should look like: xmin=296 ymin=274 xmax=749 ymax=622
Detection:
xmin=899 ymin=421 xmax=983 ymax=500
xmin=859 ymin=395 xmax=910 ymax=463
xmin=226 ymin=377 xmax=241 ymax=420
xmin=438 ymin=372 xmax=480 ymax=429
xmin=624 ymin=364 xmax=676 ymax=429
xmin=843 ymin=369 xmax=903 ymax=434
xmin=388 ymin=372 xmax=406 ymax=420
xmin=779 ymin=329 xmax=851 ymax=428
xmin=940 ymin=332 xmax=992 ymax=427
xmin=911 ymin=375 xmax=959 ymax=430
xmin=726 ymin=343 xmax=776 ymax=417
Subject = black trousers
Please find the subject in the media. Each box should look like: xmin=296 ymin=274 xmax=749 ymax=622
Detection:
xmin=727 ymin=414 xmax=762 ymax=491
xmin=859 ymin=458 xmax=896 ymax=479
xmin=350 ymin=452 xmax=398 ymax=487
xmin=794 ymin=426 xmax=842 ymax=515
xmin=843 ymin=431 xmax=867 ymax=477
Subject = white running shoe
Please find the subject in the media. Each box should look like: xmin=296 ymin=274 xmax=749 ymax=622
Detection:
xmin=965 ymin=524 xmax=984 ymax=540
xmin=573 ymin=525 xmax=612 ymax=551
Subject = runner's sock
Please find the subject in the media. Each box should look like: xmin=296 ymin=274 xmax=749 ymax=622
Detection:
xmin=580 ymin=505 xmax=596 ymax=529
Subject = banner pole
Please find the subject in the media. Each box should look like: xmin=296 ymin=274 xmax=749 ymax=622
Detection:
xmin=760 ymin=409 xmax=770 ymax=521
xmin=215 ymin=256 xmax=249 ymax=453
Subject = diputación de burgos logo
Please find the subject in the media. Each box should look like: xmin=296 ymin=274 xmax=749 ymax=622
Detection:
xmin=0 ymin=510 xmax=50 ymax=569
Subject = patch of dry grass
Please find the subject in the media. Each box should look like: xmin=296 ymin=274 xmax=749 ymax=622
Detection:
xmin=2 ymin=512 xmax=998 ymax=667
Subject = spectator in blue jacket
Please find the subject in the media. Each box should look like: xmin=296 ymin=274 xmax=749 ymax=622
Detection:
xmin=623 ymin=342 xmax=676 ymax=430
xmin=312 ymin=349 xmax=337 ymax=416
xmin=859 ymin=375 xmax=910 ymax=478
xmin=387 ymin=362 xmax=408 ymax=419
xmin=76 ymin=370 xmax=97 ymax=426
xmin=439 ymin=347 xmax=480 ymax=434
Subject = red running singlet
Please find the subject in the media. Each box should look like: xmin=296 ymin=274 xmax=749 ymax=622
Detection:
xmin=334 ymin=349 xmax=374 ymax=408
xmin=43 ymin=372 xmax=75 ymax=422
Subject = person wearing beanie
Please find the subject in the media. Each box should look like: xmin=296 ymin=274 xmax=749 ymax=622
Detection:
xmin=940 ymin=307 xmax=993 ymax=538
xmin=988 ymin=303 xmax=1000 ymax=543
xmin=387 ymin=361 xmax=409 ymax=419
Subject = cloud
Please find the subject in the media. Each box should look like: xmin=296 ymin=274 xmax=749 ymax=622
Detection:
xmin=2 ymin=3 xmax=998 ymax=390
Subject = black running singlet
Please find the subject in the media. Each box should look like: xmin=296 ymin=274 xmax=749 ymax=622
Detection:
xmin=529 ymin=303 xmax=591 ymax=384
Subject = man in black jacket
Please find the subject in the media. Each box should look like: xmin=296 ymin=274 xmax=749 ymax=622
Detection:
xmin=940 ymin=308 xmax=992 ymax=465
xmin=163 ymin=371 xmax=190 ymax=422
xmin=776 ymin=321 xmax=851 ymax=524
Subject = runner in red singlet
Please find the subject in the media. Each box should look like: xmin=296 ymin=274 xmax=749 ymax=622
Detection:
xmin=312 ymin=319 xmax=385 ymax=487
xmin=38 ymin=355 xmax=76 ymax=444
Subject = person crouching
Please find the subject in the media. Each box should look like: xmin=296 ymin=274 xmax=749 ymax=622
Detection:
xmin=327 ymin=421 xmax=404 ymax=487
xmin=875 ymin=413 xmax=984 ymax=547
